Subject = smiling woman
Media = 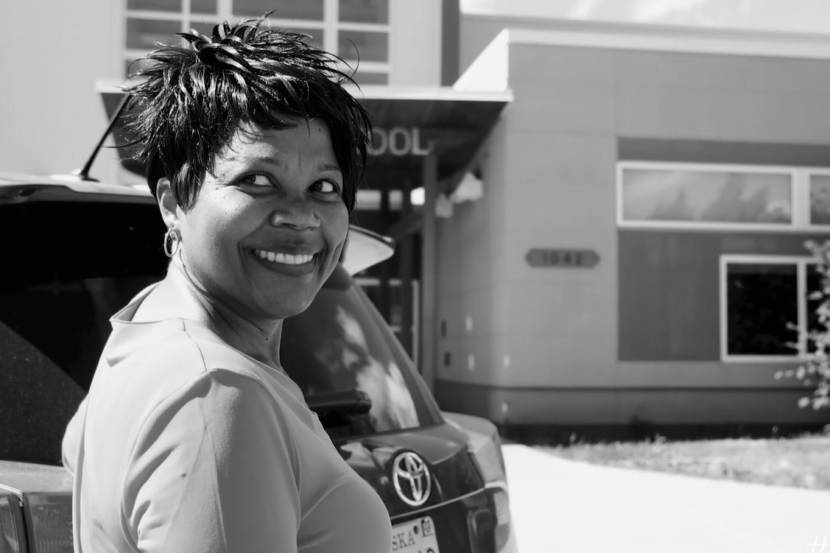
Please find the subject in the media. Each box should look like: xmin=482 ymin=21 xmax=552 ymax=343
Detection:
xmin=60 ymin=16 xmax=391 ymax=553
xmin=154 ymin=119 xmax=350 ymax=326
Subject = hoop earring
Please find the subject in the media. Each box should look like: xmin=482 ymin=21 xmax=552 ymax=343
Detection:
xmin=163 ymin=227 xmax=180 ymax=258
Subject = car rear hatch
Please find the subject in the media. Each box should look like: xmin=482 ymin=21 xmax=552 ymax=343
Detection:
xmin=341 ymin=424 xmax=498 ymax=553
xmin=281 ymin=267 xmax=499 ymax=552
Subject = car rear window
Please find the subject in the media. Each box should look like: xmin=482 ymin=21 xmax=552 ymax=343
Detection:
xmin=0 ymin=201 xmax=167 ymax=389
xmin=0 ymin=200 xmax=165 ymax=462
xmin=281 ymin=267 xmax=442 ymax=437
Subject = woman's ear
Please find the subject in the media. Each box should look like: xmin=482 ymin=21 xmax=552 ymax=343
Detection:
xmin=155 ymin=177 xmax=181 ymax=229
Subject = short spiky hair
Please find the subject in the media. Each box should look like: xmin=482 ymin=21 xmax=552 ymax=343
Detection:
xmin=125 ymin=17 xmax=371 ymax=211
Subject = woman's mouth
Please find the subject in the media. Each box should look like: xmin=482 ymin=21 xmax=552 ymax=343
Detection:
xmin=253 ymin=248 xmax=316 ymax=266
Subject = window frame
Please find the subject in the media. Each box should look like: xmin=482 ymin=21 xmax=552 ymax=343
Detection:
xmin=719 ymin=254 xmax=820 ymax=363
xmin=355 ymin=276 xmax=420 ymax=366
xmin=617 ymin=161 xmax=830 ymax=232
xmin=124 ymin=0 xmax=391 ymax=81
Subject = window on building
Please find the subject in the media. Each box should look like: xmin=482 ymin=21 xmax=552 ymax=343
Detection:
xmin=124 ymin=0 xmax=389 ymax=85
xmin=233 ymin=0 xmax=323 ymax=19
xmin=126 ymin=18 xmax=182 ymax=50
xmin=128 ymin=0 xmax=179 ymax=11
xmin=721 ymin=256 xmax=823 ymax=361
xmin=618 ymin=162 xmax=830 ymax=231
xmin=810 ymin=174 xmax=830 ymax=225
xmin=339 ymin=0 xmax=388 ymax=24
xmin=338 ymin=29 xmax=388 ymax=62
xmin=191 ymin=0 xmax=218 ymax=14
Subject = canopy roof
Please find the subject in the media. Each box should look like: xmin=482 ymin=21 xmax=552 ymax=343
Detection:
xmin=96 ymin=82 xmax=510 ymax=193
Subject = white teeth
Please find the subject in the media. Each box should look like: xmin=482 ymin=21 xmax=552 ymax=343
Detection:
xmin=254 ymin=249 xmax=314 ymax=265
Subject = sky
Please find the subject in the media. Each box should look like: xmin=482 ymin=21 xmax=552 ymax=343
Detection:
xmin=460 ymin=0 xmax=830 ymax=34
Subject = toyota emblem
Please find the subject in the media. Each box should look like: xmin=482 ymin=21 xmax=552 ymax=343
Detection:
xmin=391 ymin=451 xmax=432 ymax=507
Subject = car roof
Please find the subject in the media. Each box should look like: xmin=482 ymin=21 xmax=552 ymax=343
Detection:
xmin=0 ymin=173 xmax=393 ymax=273
xmin=0 ymin=461 xmax=72 ymax=495
xmin=0 ymin=172 xmax=150 ymax=194
xmin=0 ymin=172 xmax=153 ymax=203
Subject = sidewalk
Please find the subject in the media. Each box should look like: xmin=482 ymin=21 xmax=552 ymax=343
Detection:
xmin=502 ymin=443 xmax=830 ymax=553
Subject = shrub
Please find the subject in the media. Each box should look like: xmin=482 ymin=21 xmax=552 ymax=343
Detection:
xmin=776 ymin=240 xmax=830 ymax=410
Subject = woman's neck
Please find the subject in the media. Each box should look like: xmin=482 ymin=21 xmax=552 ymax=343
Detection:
xmin=137 ymin=259 xmax=284 ymax=369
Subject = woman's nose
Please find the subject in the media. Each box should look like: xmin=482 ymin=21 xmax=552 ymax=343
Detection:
xmin=269 ymin=200 xmax=321 ymax=230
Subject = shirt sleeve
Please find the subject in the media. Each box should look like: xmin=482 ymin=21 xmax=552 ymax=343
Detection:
xmin=122 ymin=369 xmax=301 ymax=553
xmin=61 ymin=397 xmax=86 ymax=476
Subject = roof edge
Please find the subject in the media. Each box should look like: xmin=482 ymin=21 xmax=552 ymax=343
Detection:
xmin=346 ymin=84 xmax=513 ymax=102
xmin=502 ymin=24 xmax=830 ymax=60
xmin=463 ymin=11 xmax=830 ymax=43
xmin=95 ymin=79 xmax=513 ymax=103
xmin=454 ymin=29 xmax=512 ymax=93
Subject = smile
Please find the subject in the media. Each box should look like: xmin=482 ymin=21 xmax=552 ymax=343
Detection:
xmin=253 ymin=249 xmax=316 ymax=265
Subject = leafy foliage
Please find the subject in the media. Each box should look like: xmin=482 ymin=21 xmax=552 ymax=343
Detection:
xmin=775 ymin=240 xmax=830 ymax=410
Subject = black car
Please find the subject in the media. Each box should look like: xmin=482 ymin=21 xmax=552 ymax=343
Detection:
xmin=0 ymin=175 xmax=516 ymax=553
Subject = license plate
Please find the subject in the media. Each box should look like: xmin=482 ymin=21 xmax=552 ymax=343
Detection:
xmin=391 ymin=516 xmax=440 ymax=553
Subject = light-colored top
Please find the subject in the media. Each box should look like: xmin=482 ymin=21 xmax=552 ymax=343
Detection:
xmin=61 ymin=279 xmax=392 ymax=553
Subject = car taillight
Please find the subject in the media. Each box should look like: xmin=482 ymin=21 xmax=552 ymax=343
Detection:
xmin=489 ymin=486 xmax=511 ymax=551
xmin=22 ymin=494 xmax=73 ymax=553
xmin=466 ymin=431 xmax=513 ymax=552
xmin=0 ymin=493 xmax=24 ymax=553
xmin=468 ymin=432 xmax=507 ymax=485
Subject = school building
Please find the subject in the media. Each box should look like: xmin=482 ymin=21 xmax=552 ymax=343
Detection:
xmin=435 ymin=13 xmax=830 ymax=435
xmin=6 ymin=0 xmax=830 ymax=434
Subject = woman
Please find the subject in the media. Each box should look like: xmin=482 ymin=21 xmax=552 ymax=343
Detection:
xmin=61 ymin=18 xmax=391 ymax=553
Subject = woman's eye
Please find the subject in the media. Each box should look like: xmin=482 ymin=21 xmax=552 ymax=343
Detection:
xmin=239 ymin=174 xmax=273 ymax=187
xmin=313 ymin=180 xmax=341 ymax=195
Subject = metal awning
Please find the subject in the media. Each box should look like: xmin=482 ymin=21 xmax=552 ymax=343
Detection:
xmin=96 ymin=82 xmax=511 ymax=195
xmin=353 ymin=86 xmax=511 ymax=190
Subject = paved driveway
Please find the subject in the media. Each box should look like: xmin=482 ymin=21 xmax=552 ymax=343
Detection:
xmin=502 ymin=443 xmax=830 ymax=553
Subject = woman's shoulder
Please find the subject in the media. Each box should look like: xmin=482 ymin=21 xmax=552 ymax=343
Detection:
xmin=177 ymin=321 xmax=303 ymax=396
xmin=105 ymin=316 xmax=252 ymax=375
xmin=94 ymin=321 xmax=263 ymax=412
xmin=87 ymin=315 xmax=317 ymax=455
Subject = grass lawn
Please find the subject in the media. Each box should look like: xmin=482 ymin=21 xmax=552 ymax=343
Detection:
xmin=540 ymin=433 xmax=830 ymax=490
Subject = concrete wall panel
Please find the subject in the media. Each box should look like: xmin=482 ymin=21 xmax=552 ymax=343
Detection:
xmin=0 ymin=0 xmax=122 ymax=181
xmin=617 ymin=86 xmax=830 ymax=142
xmin=507 ymin=80 xmax=617 ymax=135
xmin=390 ymin=0 xmax=443 ymax=85
xmin=436 ymin=380 xmax=826 ymax=425
xmin=503 ymin=130 xmax=616 ymax=191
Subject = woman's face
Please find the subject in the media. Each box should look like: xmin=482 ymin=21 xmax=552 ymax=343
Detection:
xmin=171 ymin=118 xmax=349 ymax=322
